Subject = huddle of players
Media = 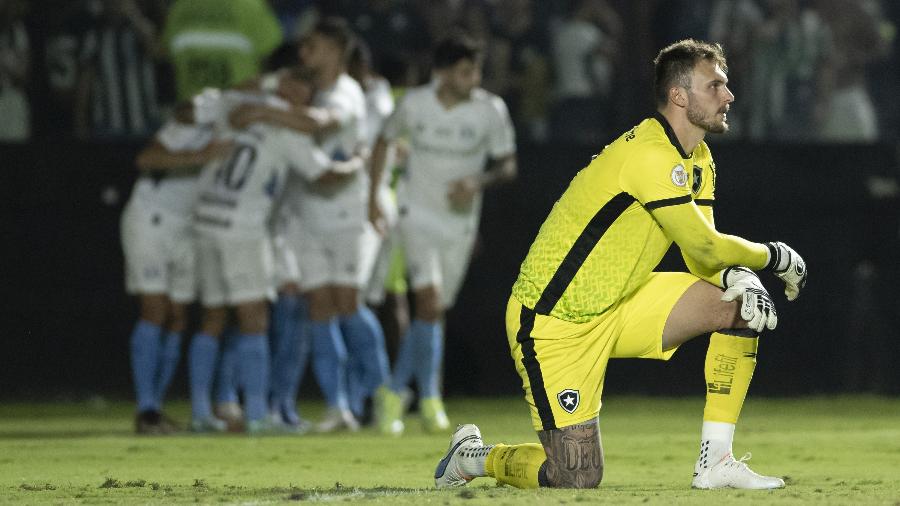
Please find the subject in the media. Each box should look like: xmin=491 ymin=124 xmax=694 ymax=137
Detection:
xmin=121 ymin=18 xmax=517 ymax=435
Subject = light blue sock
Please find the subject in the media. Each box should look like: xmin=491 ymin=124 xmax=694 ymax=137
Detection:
xmin=214 ymin=328 xmax=240 ymax=404
xmin=413 ymin=320 xmax=443 ymax=398
xmin=310 ymin=318 xmax=349 ymax=410
xmin=188 ymin=332 xmax=219 ymax=421
xmin=237 ymin=333 xmax=270 ymax=423
xmin=269 ymin=294 xmax=300 ymax=414
xmin=281 ymin=299 xmax=311 ymax=425
xmin=389 ymin=322 xmax=419 ymax=393
xmin=154 ymin=330 xmax=181 ymax=408
xmin=340 ymin=306 xmax=390 ymax=417
xmin=131 ymin=320 xmax=162 ymax=412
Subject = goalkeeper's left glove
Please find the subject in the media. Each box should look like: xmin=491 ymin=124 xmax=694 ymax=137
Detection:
xmin=722 ymin=267 xmax=778 ymax=333
xmin=764 ymin=241 xmax=808 ymax=301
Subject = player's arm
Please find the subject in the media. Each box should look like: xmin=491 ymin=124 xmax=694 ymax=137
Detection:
xmin=368 ymin=94 xmax=409 ymax=233
xmin=287 ymin=133 xmax=362 ymax=185
xmin=135 ymin=138 xmax=233 ymax=172
xmin=654 ymin=193 xmax=807 ymax=300
xmin=679 ymin=201 xmax=729 ymax=287
xmin=314 ymin=156 xmax=365 ymax=185
xmin=227 ymin=103 xmax=333 ymax=134
xmin=367 ymin=135 xmax=392 ymax=233
xmin=447 ymin=154 xmax=517 ymax=211
xmin=651 ymin=202 xmax=769 ymax=271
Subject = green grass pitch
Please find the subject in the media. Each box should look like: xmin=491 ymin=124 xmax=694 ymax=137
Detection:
xmin=2 ymin=396 xmax=899 ymax=504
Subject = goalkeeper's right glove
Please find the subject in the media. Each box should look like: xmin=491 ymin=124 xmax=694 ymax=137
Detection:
xmin=722 ymin=266 xmax=778 ymax=333
xmin=764 ymin=241 xmax=808 ymax=301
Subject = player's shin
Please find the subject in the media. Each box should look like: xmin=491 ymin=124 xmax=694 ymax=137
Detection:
xmin=188 ymin=332 xmax=220 ymax=421
xmin=154 ymin=330 xmax=182 ymax=406
xmin=269 ymin=294 xmax=300 ymax=414
xmin=485 ymin=444 xmax=546 ymax=489
xmin=340 ymin=306 xmax=391 ymax=416
xmin=700 ymin=330 xmax=758 ymax=466
xmin=131 ymin=320 xmax=162 ymax=412
xmin=237 ymin=333 xmax=270 ymax=423
xmin=412 ymin=320 xmax=443 ymax=399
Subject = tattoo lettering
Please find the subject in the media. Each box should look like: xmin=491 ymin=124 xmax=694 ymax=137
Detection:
xmin=538 ymin=420 xmax=604 ymax=488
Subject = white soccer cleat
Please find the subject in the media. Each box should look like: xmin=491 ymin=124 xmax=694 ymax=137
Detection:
xmin=434 ymin=424 xmax=483 ymax=489
xmin=315 ymin=407 xmax=360 ymax=433
xmin=692 ymin=452 xmax=785 ymax=490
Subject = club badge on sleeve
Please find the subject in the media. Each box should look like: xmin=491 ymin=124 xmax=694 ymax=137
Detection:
xmin=671 ymin=164 xmax=688 ymax=187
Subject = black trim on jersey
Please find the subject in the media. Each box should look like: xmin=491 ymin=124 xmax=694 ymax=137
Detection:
xmin=644 ymin=194 xmax=692 ymax=210
xmin=534 ymin=192 xmax=636 ymax=315
xmin=694 ymin=199 xmax=715 ymax=207
xmin=517 ymin=306 xmax=556 ymax=431
xmin=653 ymin=112 xmax=691 ymax=159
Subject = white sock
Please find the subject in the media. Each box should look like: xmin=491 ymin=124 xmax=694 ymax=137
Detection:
xmin=459 ymin=444 xmax=494 ymax=477
xmin=698 ymin=421 xmax=735 ymax=469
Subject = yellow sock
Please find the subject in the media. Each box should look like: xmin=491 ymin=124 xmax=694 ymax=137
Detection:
xmin=703 ymin=331 xmax=758 ymax=423
xmin=485 ymin=443 xmax=545 ymax=489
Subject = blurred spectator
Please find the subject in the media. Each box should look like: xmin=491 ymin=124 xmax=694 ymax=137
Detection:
xmin=162 ymin=0 xmax=282 ymax=102
xmin=548 ymin=0 xmax=622 ymax=144
xmin=34 ymin=1 xmax=93 ymax=139
xmin=745 ymin=0 xmax=828 ymax=141
xmin=816 ymin=0 xmax=890 ymax=143
xmin=74 ymin=0 xmax=164 ymax=140
xmin=653 ymin=0 xmax=716 ymax=43
xmin=340 ymin=0 xmax=430 ymax=87
xmin=483 ymin=0 xmax=551 ymax=142
xmin=268 ymin=0 xmax=316 ymax=40
xmin=708 ymin=0 xmax=764 ymax=137
xmin=0 ymin=0 xmax=30 ymax=141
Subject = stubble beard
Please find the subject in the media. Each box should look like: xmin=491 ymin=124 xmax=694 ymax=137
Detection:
xmin=687 ymin=100 xmax=728 ymax=134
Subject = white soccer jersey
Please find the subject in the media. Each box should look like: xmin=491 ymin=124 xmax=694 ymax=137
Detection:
xmin=380 ymin=85 xmax=516 ymax=234
xmin=290 ymin=73 xmax=368 ymax=233
xmin=127 ymin=120 xmax=213 ymax=216
xmin=194 ymin=123 xmax=330 ymax=237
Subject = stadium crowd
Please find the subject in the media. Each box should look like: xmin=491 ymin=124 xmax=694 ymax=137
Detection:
xmin=4 ymin=0 xmax=899 ymax=145
xmin=2 ymin=0 xmax=896 ymax=437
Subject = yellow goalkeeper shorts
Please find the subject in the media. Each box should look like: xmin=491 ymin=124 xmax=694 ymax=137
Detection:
xmin=506 ymin=272 xmax=701 ymax=431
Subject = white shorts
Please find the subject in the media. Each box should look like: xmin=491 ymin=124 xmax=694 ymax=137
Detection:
xmin=121 ymin=200 xmax=196 ymax=303
xmin=293 ymin=224 xmax=381 ymax=291
xmin=271 ymin=233 xmax=301 ymax=289
xmin=195 ymin=232 xmax=275 ymax=307
xmin=400 ymin=220 xmax=476 ymax=309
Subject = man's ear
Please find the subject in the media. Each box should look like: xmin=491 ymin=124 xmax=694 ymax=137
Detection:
xmin=670 ymin=86 xmax=688 ymax=108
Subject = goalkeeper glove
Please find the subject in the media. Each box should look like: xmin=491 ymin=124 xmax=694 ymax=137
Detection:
xmin=764 ymin=241 xmax=808 ymax=301
xmin=722 ymin=266 xmax=778 ymax=333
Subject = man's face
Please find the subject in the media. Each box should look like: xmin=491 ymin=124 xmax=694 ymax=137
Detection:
xmin=299 ymin=33 xmax=339 ymax=74
xmin=685 ymin=59 xmax=734 ymax=134
xmin=439 ymin=58 xmax=482 ymax=99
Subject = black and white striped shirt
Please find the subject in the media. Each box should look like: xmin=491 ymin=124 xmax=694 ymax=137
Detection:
xmin=80 ymin=20 xmax=160 ymax=139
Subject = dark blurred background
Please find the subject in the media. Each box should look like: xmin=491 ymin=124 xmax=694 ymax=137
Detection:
xmin=2 ymin=0 xmax=898 ymax=399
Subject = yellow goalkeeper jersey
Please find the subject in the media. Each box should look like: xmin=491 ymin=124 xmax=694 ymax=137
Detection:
xmin=511 ymin=113 xmax=717 ymax=323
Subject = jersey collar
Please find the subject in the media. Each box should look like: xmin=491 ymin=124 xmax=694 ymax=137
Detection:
xmin=653 ymin=112 xmax=692 ymax=160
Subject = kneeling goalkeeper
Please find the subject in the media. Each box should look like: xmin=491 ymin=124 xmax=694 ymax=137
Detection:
xmin=434 ymin=38 xmax=807 ymax=490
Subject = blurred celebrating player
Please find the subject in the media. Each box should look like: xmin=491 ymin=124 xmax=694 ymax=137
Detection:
xmin=122 ymin=104 xmax=230 ymax=434
xmin=370 ymin=33 xmax=517 ymax=435
xmin=434 ymin=39 xmax=807 ymax=490
xmin=231 ymin=18 xmax=380 ymax=432
xmin=186 ymin=69 xmax=363 ymax=434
